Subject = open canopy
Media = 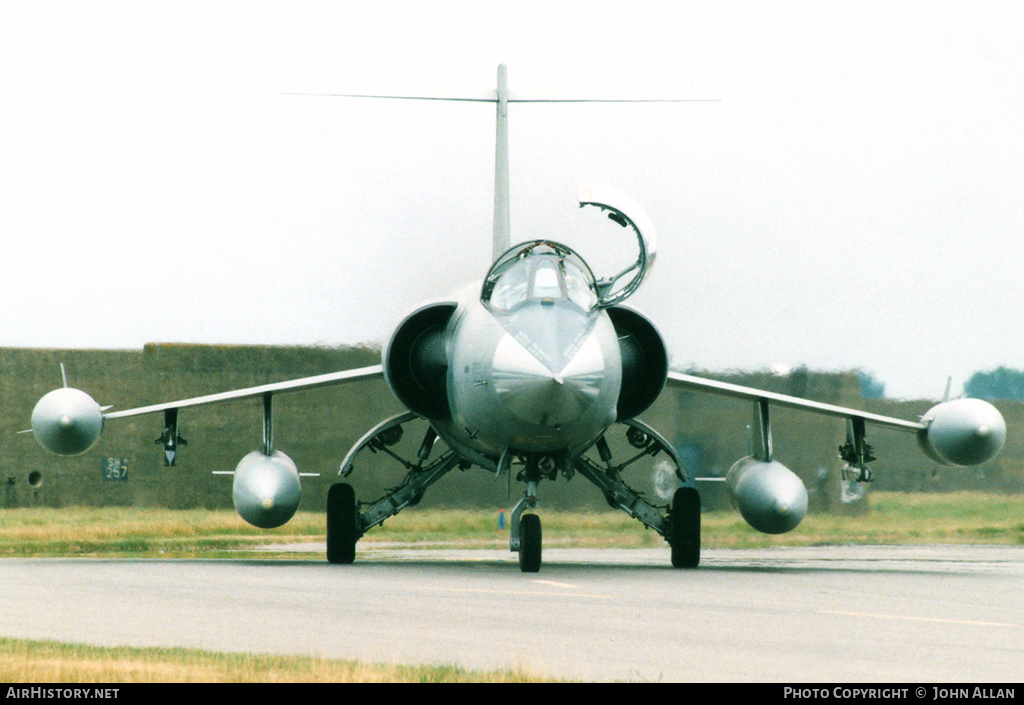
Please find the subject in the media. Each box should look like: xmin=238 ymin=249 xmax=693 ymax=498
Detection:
xmin=481 ymin=241 xmax=599 ymax=313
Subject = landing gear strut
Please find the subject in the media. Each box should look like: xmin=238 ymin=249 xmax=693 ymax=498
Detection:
xmin=574 ymin=419 xmax=701 ymax=569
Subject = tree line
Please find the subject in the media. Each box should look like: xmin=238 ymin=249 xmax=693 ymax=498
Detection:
xmin=964 ymin=367 xmax=1024 ymax=400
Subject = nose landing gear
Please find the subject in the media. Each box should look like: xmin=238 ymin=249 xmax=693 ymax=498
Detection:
xmin=509 ymin=453 xmax=544 ymax=572
xmin=506 ymin=419 xmax=700 ymax=573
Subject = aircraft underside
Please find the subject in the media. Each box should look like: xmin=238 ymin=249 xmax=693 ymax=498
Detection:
xmin=329 ymin=412 xmax=700 ymax=571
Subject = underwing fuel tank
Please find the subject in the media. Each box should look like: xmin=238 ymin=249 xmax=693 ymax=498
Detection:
xmin=232 ymin=450 xmax=302 ymax=529
xmin=726 ymin=457 xmax=808 ymax=534
xmin=31 ymin=388 xmax=104 ymax=456
xmin=918 ymin=398 xmax=1006 ymax=467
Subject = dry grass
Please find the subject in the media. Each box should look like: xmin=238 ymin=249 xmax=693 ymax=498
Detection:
xmin=0 ymin=638 xmax=562 ymax=683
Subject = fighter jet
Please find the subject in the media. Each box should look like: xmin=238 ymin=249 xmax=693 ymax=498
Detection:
xmin=28 ymin=66 xmax=1006 ymax=572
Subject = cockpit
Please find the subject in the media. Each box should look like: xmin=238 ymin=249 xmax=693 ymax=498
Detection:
xmin=481 ymin=241 xmax=599 ymax=313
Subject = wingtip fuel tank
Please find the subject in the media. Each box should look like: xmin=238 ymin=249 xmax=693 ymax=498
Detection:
xmin=31 ymin=388 xmax=104 ymax=456
xmin=918 ymin=398 xmax=1006 ymax=467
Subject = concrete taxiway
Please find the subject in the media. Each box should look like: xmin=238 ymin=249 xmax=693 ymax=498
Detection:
xmin=0 ymin=545 xmax=1022 ymax=682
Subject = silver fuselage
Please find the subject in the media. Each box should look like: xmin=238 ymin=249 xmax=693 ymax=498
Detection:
xmin=433 ymin=279 xmax=622 ymax=468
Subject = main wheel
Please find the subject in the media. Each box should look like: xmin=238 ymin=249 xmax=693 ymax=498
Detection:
xmin=669 ymin=487 xmax=700 ymax=569
xmin=327 ymin=483 xmax=359 ymax=564
xmin=519 ymin=513 xmax=542 ymax=573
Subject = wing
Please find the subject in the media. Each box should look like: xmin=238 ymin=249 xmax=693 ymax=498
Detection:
xmin=28 ymin=362 xmax=385 ymax=530
xmin=103 ymin=365 xmax=384 ymax=419
xmin=30 ymin=364 xmax=384 ymax=459
xmin=665 ymin=370 xmax=1005 ymax=470
xmin=663 ymin=369 xmax=1005 ymax=537
xmin=667 ymin=371 xmax=924 ymax=433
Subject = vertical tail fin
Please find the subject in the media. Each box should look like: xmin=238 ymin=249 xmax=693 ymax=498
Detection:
xmin=493 ymin=64 xmax=510 ymax=263
xmin=285 ymin=65 xmax=710 ymax=269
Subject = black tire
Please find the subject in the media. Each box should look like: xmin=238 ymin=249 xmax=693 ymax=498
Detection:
xmin=327 ymin=483 xmax=359 ymax=564
xmin=669 ymin=487 xmax=700 ymax=569
xmin=519 ymin=513 xmax=542 ymax=573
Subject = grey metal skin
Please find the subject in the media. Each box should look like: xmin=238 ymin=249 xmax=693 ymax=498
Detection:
xmin=232 ymin=450 xmax=302 ymax=529
xmin=439 ymin=278 xmax=622 ymax=466
xmin=918 ymin=398 xmax=1007 ymax=466
xmin=31 ymin=387 xmax=104 ymax=456
xmin=725 ymin=457 xmax=808 ymax=535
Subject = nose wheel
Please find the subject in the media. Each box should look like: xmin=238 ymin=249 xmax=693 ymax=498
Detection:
xmin=510 ymin=497 xmax=543 ymax=573
xmin=518 ymin=513 xmax=542 ymax=572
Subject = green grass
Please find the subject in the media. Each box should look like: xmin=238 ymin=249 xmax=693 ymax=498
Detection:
xmin=0 ymin=491 xmax=1021 ymax=558
xmin=0 ymin=637 xmax=563 ymax=683
xmin=701 ymin=491 xmax=1024 ymax=548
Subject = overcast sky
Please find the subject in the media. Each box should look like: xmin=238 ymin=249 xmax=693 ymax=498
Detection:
xmin=1 ymin=1 xmax=1021 ymax=400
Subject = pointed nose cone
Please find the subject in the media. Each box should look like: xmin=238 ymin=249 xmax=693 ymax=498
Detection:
xmin=492 ymin=332 xmax=606 ymax=427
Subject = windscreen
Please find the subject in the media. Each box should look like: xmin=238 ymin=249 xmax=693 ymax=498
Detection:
xmin=482 ymin=241 xmax=598 ymax=313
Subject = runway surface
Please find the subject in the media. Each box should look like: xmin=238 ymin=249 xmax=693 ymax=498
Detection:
xmin=1 ymin=545 xmax=1022 ymax=682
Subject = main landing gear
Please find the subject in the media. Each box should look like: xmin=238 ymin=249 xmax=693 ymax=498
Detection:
xmin=326 ymin=414 xmax=701 ymax=572
xmin=326 ymin=412 xmax=461 ymax=565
